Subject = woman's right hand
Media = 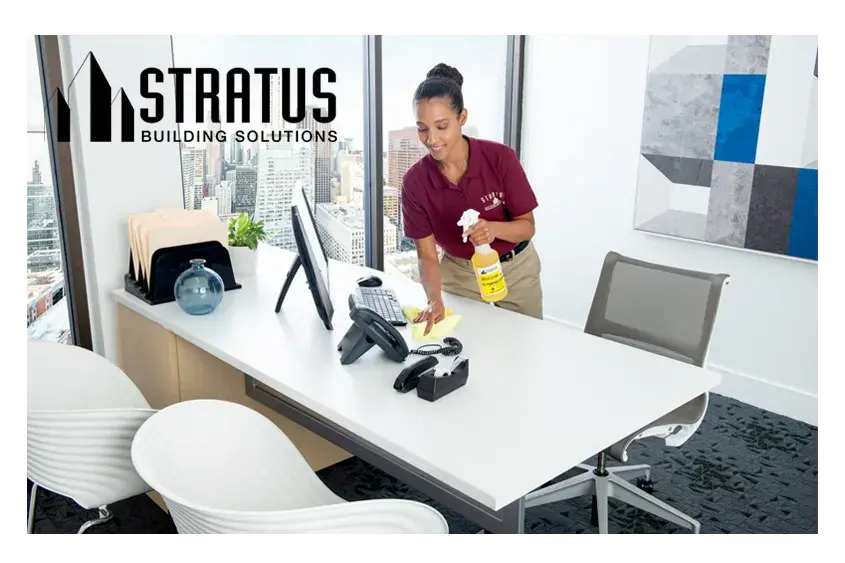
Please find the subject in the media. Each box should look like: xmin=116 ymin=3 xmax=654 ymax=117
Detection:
xmin=415 ymin=297 xmax=446 ymax=336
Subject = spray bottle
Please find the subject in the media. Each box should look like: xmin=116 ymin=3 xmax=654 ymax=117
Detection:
xmin=457 ymin=209 xmax=509 ymax=303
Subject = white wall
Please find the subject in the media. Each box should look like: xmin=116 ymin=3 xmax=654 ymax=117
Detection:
xmin=60 ymin=36 xmax=184 ymax=362
xmin=521 ymin=36 xmax=818 ymax=425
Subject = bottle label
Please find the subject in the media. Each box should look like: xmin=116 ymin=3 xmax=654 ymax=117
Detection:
xmin=477 ymin=262 xmax=506 ymax=295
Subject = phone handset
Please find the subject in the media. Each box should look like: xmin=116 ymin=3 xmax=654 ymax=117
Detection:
xmin=355 ymin=306 xmax=410 ymax=359
xmin=338 ymin=297 xmax=410 ymax=365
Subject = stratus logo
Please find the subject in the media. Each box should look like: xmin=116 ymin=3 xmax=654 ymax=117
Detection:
xmin=52 ymin=52 xmax=338 ymax=144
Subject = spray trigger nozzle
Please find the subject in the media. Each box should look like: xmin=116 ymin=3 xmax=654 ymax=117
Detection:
xmin=457 ymin=209 xmax=481 ymax=243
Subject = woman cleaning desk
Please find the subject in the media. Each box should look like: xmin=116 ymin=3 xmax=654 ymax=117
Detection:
xmin=400 ymin=63 xmax=544 ymax=334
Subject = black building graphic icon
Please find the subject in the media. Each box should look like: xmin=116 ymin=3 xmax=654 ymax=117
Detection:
xmin=55 ymin=52 xmax=135 ymax=143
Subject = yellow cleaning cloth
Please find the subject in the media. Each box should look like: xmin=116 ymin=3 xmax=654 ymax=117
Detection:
xmin=402 ymin=306 xmax=462 ymax=341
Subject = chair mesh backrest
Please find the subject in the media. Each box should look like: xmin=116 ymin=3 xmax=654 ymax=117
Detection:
xmin=584 ymin=252 xmax=729 ymax=367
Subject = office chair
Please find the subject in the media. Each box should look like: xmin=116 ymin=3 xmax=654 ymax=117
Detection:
xmin=131 ymin=399 xmax=449 ymax=533
xmin=525 ymin=251 xmax=729 ymax=533
xmin=27 ymin=340 xmax=156 ymax=533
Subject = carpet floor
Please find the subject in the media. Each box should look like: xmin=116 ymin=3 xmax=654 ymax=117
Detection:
xmin=27 ymin=393 xmax=817 ymax=534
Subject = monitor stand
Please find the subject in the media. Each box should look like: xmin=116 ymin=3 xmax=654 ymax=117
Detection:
xmin=274 ymin=254 xmax=301 ymax=313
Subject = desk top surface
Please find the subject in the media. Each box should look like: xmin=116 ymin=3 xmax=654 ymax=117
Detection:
xmin=112 ymin=245 xmax=721 ymax=511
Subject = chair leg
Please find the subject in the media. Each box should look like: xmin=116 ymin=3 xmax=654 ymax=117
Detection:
xmin=78 ymin=506 xmax=113 ymax=534
xmin=28 ymin=483 xmax=38 ymax=534
xmin=524 ymin=470 xmax=596 ymax=508
xmin=594 ymin=476 xmax=610 ymax=536
xmin=607 ymin=474 xmax=700 ymax=533
xmin=608 ymin=463 xmax=651 ymax=482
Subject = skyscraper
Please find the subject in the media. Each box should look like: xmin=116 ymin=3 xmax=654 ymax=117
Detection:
xmin=232 ymin=166 xmax=258 ymax=216
xmin=292 ymin=106 xmax=333 ymax=206
xmin=254 ymin=141 xmax=314 ymax=251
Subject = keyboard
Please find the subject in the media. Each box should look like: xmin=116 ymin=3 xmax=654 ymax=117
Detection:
xmin=353 ymin=287 xmax=407 ymax=326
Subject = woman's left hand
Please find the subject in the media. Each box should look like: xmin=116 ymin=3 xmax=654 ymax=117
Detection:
xmin=465 ymin=219 xmax=498 ymax=246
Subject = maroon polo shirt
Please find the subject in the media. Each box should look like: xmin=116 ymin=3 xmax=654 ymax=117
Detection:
xmin=401 ymin=136 xmax=539 ymax=260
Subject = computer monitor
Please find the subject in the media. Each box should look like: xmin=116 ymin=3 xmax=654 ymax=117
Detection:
xmin=274 ymin=186 xmax=334 ymax=330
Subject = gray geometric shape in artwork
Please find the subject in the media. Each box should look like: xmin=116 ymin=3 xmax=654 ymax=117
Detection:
xmin=638 ymin=210 xmax=707 ymax=241
xmin=744 ymin=164 xmax=800 ymax=254
xmin=805 ymin=160 xmax=818 ymax=169
xmin=724 ymin=35 xmax=772 ymax=75
xmin=813 ymin=47 xmax=824 ymax=80
xmin=705 ymin=161 xmax=754 ymax=247
xmin=651 ymin=45 xmax=729 ymax=75
xmin=642 ymin=154 xmax=713 ymax=187
xmin=640 ymin=74 xmax=723 ymax=159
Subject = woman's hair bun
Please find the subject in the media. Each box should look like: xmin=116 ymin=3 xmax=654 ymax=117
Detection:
xmin=426 ymin=63 xmax=463 ymax=88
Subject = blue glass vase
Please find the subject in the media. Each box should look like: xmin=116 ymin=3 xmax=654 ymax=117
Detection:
xmin=173 ymin=258 xmax=224 ymax=315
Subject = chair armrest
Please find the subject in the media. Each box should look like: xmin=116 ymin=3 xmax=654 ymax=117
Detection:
xmin=606 ymin=393 xmax=709 ymax=463
xmin=27 ymin=408 xmax=157 ymax=508
xmin=165 ymin=498 xmax=449 ymax=534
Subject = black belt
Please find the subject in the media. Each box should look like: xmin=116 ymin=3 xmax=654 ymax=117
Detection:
xmin=499 ymin=240 xmax=530 ymax=263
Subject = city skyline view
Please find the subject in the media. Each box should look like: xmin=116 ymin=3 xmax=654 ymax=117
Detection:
xmin=171 ymin=35 xmax=506 ymax=149
xmin=172 ymin=36 xmax=506 ymax=277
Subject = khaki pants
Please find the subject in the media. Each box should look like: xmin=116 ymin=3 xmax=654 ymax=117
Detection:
xmin=440 ymin=241 xmax=544 ymax=320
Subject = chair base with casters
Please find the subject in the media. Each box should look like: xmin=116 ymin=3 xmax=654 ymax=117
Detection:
xmin=525 ymin=453 xmax=700 ymax=533
xmin=525 ymin=395 xmax=710 ymax=534
xmin=27 ymin=483 xmax=114 ymax=534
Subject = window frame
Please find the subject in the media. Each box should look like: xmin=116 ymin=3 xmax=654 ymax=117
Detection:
xmin=362 ymin=36 xmax=384 ymax=271
xmin=33 ymin=35 xmax=93 ymax=350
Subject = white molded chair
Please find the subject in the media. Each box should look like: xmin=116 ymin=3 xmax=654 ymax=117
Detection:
xmin=27 ymin=340 xmax=157 ymax=533
xmin=525 ymin=251 xmax=730 ymax=533
xmin=130 ymin=399 xmax=449 ymax=533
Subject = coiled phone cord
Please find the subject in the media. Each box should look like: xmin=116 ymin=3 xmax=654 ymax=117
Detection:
xmin=409 ymin=337 xmax=463 ymax=357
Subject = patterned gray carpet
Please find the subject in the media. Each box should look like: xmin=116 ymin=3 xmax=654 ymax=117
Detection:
xmin=27 ymin=393 xmax=817 ymax=534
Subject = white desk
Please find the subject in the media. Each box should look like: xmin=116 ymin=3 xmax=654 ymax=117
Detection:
xmin=112 ymin=245 xmax=721 ymax=533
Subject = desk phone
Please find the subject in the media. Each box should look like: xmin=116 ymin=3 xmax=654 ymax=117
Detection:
xmin=338 ymin=295 xmax=410 ymax=365
xmin=337 ymin=293 xmax=465 ymax=369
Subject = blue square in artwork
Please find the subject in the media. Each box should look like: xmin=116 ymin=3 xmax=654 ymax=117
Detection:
xmin=714 ymin=74 xmax=767 ymax=164
xmin=787 ymin=169 xmax=818 ymax=260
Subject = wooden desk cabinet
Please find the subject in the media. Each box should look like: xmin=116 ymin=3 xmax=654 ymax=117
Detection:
xmin=115 ymin=304 xmax=351 ymax=510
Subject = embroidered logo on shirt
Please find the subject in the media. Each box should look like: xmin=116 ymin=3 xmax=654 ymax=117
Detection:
xmin=481 ymin=191 xmax=505 ymax=212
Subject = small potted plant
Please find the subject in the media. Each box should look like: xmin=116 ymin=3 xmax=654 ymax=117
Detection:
xmin=227 ymin=213 xmax=267 ymax=276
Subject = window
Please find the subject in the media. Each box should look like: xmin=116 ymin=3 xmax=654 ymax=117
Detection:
xmin=171 ymin=36 xmax=390 ymax=268
xmin=27 ymin=38 xmax=72 ymax=344
xmin=380 ymin=36 xmax=510 ymax=281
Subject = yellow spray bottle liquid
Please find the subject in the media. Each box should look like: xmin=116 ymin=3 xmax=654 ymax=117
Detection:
xmin=458 ymin=209 xmax=508 ymax=303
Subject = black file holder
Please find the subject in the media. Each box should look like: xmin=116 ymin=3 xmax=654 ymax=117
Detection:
xmin=416 ymin=358 xmax=469 ymax=402
xmin=124 ymin=241 xmax=242 ymax=306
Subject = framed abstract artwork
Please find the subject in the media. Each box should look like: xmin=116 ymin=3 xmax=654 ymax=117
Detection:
xmin=633 ymin=35 xmax=818 ymax=262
